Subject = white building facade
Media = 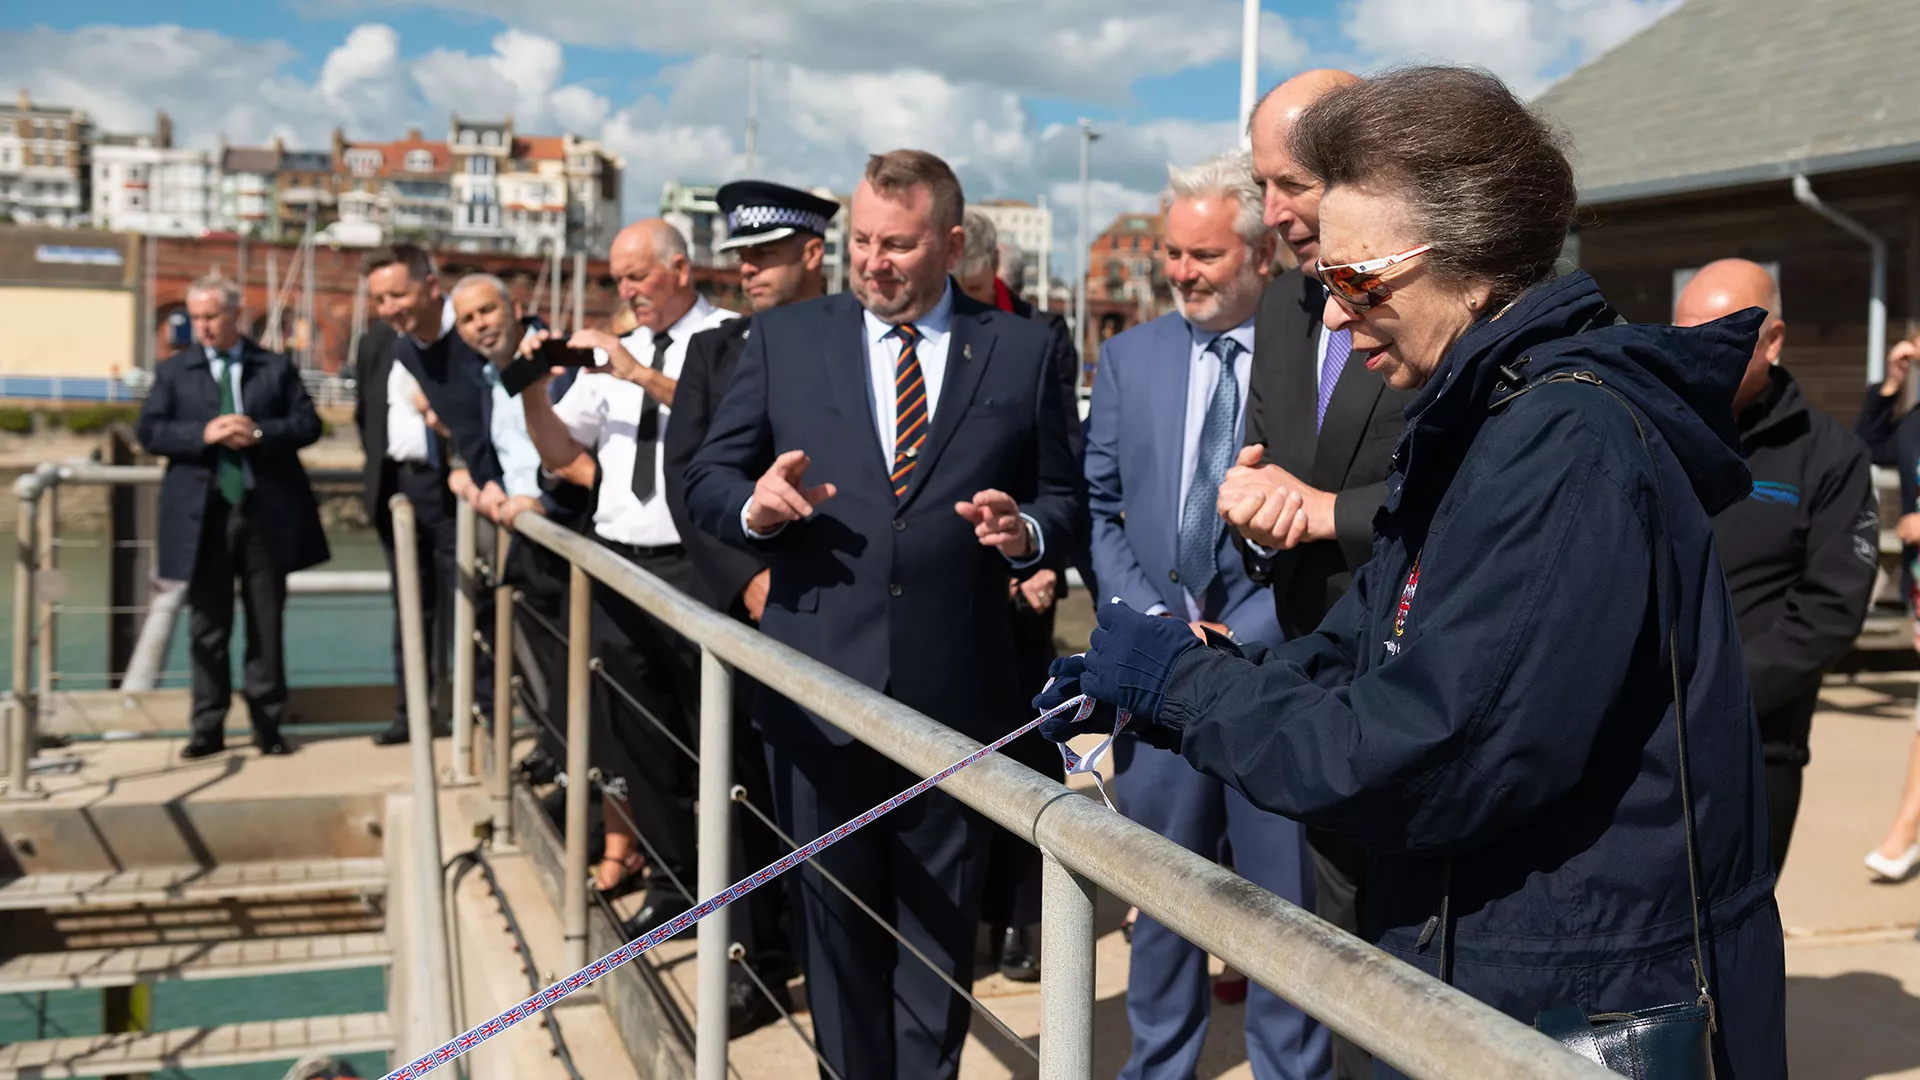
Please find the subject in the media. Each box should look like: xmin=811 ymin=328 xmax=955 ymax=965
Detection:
xmin=0 ymin=92 xmax=92 ymax=227
xmin=972 ymin=198 xmax=1053 ymax=301
xmin=91 ymin=117 xmax=215 ymax=237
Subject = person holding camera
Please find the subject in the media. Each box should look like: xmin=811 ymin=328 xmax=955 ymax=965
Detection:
xmin=519 ymin=219 xmax=738 ymax=936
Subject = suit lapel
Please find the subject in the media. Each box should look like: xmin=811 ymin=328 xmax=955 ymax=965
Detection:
xmin=1311 ymin=345 xmax=1388 ymax=489
xmin=826 ymin=296 xmax=890 ymax=488
xmin=1152 ymin=317 xmax=1192 ymax=528
xmin=1274 ymin=274 xmax=1322 ymax=475
xmin=901 ymin=303 xmax=993 ymax=509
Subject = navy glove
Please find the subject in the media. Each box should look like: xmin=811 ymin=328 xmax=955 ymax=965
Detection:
xmin=1033 ymin=653 xmax=1119 ymax=742
xmin=1033 ymin=602 xmax=1204 ymax=749
xmin=1082 ymin=600 xmax=1203 ymax=724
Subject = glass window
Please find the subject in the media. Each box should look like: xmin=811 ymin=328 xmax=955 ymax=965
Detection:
xmin=405 ymin=149 xmax=435 ymax=173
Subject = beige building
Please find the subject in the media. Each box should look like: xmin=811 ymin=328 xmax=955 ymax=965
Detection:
xmin=0 ymin=92 xmax=93 ymax=228
xmin=0 ymin=226 xmax=139 ymax=379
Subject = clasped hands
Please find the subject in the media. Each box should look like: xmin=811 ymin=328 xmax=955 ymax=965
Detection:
xmin=202 ymin=414 xmax=260 ymax=451
xmin=1215 ymin=444 xmax=1336 ymax=551
xmin=745 ymin=449 xmax=1036 ymax=559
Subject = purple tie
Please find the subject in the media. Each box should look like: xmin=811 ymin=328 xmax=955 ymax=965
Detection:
xmin=1317 ymin=328 xmax=1352 ymax=431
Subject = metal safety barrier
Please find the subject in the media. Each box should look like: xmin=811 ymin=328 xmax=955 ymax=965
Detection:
xmin=445 ymin=503 xmax=1614 ymax=1080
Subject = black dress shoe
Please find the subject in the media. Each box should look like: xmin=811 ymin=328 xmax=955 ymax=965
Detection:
xmin=727 ymin=967 xmax=785 ymax=1038
xmin=180 ymin=736 xmax=226 ymax=760
xmin=255 ymin=733 xmax=294 ymax=755
xmin=517 ymin=747 xmax=560 ymax=786
xmin=621 ymin=889 xmax=695 ymax=943
xmin=371 ymin=721 xmax=410 ymax=746
xmin=997 ymin=924 xmax=1040 ymax=983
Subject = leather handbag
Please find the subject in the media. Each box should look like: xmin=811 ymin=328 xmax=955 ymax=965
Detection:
xmin=1489 ymin=367 xmax=1718 ymax=1079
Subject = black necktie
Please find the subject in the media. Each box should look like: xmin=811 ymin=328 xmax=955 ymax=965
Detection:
xmin=631 ymin=332 xmax=672 ymax=503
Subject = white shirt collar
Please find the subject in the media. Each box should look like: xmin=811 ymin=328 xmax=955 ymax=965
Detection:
xmin=631 ymin=294 xmax=716 ymax=345
xmin=863 ymin=280 xmax=956 ymax=345
xmin=1186 ymin=313 xmax=1256 ymax=357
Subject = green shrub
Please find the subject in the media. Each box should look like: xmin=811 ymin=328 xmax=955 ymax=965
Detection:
xmin=62 ymin=405 xmax=140 ymax=434
xmin=40 ymin=410 xmax=64 ymax=429
xmin=0 ymin=408 xmax=30 ymax=434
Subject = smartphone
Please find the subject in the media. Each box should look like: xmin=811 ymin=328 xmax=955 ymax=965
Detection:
xmin=533 ymin=336 xmax=597 ymax=370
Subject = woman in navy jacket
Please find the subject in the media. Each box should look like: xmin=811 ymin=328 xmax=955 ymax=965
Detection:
xmin=1040 ymin=67 xmax=1786 ymax=1078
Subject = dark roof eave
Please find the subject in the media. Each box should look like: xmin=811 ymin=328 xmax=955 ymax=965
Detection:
xmin=1580 ymin=138 xmax=1920 ymax=206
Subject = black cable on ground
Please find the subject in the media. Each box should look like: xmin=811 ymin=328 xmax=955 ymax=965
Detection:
xmin=444 ymin=847 xmax=586 ymax=1080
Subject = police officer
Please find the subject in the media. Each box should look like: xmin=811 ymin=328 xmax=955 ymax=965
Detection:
xmin=1676 ymin=259 xmax=1878 ymax=873
xmin=664 ymin=179 xmax=838 ymax=1036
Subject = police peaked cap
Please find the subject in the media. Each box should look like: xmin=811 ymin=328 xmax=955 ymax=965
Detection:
xmin=715 ymin=180 xmax=842 ymax=252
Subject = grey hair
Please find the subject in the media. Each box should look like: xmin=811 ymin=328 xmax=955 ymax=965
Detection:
xmin=1165 ymin=151 xmax=1269 ymax=247
xmin=997 ymin=239 xmax=1026 ymax=285
xmin=651 ymin=223 xmax=689 ymax=262
xmin=451 ymin=273 xmax=513 ymax=311
xmin=187 ymin=273 xmax=241 ymax=311
xmin=960 ymin=208 xmax=999 ymax=281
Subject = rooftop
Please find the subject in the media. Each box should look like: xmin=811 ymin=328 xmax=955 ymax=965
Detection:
xmin=1534 ymin=0 xmax=1920 ymax=204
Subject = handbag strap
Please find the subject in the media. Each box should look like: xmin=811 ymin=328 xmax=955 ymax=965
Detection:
xmin=1491 ymin=368 xmax=1717 ymax=1026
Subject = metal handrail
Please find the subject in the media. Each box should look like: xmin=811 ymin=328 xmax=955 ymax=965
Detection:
xmin=503 ymin=511 xmax=1611 ymax=1080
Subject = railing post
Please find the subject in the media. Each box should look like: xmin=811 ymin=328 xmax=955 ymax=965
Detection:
xmin=1038 ymin=852 xmax=1095 ymax=1079
xmin=35 ymin=480 xmax=56 ymax=701
xmin=563 ymin=563 xmax=593 ymax=972
xmin=6 ymin=475 xmax=39 ymax=798
xmin=392 ymin=494 xmax=455 ymax=1050
xmin=490 ymin=524 xmax=516 ymax=848
xmin=695 ymin=646 xmax=733 ymax=1080
xmin=448 ymin=498 xmax=477 ymax=785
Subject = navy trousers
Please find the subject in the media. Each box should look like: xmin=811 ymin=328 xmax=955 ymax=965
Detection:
xmin=1115 ymin=739 xmax=1331 ymax=1080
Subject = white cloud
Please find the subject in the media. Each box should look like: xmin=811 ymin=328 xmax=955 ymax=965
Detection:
xmin=1344 ymin=0 xmax=1679 ymax=96
xmin=305 ymin=0 xmax=1300 ymax=103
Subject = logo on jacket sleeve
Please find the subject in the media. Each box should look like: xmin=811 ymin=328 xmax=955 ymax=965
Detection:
xmin=1748 ymin=480 xmax=1800 ymax=507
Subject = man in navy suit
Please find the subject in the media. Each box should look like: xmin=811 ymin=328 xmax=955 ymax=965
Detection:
xmin=1085 ymin=153 xmax=1327 ymax=1080
xmin=136 ymin=275 xmax=327 ymax=759
xmin=685 ymin=149 xmax=1085 ymax=1080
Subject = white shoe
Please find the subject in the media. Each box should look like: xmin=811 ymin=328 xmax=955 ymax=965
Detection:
xmin=1865 ymin=844 xmax=1920 ymax=882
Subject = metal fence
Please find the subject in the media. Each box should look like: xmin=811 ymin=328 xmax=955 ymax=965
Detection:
xmin=1 ymin=463 xmax=1613 ymax=1080
xmin=435 ymin=497 xmax=1612 ymax=1080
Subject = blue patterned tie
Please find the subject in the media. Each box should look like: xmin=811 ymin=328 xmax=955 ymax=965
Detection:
xmin=1176 ymin=336 xmax=1243 ymax=602
xmin=1317 ymin=328 xmax=1352 ymax=431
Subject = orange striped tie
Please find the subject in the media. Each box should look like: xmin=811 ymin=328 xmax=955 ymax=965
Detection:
xmin=890 ymin=323 xmax=927 ymax=500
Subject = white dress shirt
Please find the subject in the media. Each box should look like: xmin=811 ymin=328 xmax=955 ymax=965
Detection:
xmin=553 ymin=295 xmax=738 ymax=546
xmin=385 ymin=360 xmax=431 ymax=464
xmin=742 ymin=283 xmax=1041 ymax=566
xmin=1149 ymin=315 xmax=1256 ymax=620
xmin=480 ymin=363 xmax=544 ymax=499
xmin=862 ymin=285 xmax=955 ymax=463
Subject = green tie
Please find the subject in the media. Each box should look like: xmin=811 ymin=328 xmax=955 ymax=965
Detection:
xmin=215 ymin=356 xmax=245 ymax=506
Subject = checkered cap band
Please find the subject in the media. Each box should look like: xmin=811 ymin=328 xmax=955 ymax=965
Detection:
xmin=728 ymin=204 xmax=831 ymax=235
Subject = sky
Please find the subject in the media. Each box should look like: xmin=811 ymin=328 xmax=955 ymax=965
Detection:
xmin=0 ymin=0 xmax=1679 ymax=255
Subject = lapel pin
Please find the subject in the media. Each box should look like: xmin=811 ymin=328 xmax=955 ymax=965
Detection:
xmin=963 ymin=343 xmax=973 ymax=361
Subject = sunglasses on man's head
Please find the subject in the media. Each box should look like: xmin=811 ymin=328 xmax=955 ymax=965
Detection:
xmin=1314 ymin=243 xmax=1433 ymax=311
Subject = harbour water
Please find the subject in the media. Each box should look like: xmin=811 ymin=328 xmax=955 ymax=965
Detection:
xmin=0 ymin=525 xmax=395 ymax=1078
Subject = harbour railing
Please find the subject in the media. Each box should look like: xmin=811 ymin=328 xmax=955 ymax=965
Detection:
xmin=3 ymin=461 xmax=1614 ymax=1080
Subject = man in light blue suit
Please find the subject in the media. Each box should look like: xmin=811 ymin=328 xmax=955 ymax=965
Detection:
xmin=1085 ymin=152 xmax=1329 ymax=1080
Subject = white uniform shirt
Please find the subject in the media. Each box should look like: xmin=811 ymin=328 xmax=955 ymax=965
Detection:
xmin=552 ymin=295 xmax=738 ymax=546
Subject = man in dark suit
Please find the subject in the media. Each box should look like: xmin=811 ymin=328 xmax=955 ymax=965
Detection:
xmin=1214 ymin=69 xmax=1409 ymax=1080
xmin=685 ymin=149 xmax=1085 ymax=1080
xmin=136 ymin=274 xmax=327 ymax=759
xmin=362 ymin=245 xmax=460 ymax=746
xmin=664 ymin=179 xmax=837 ymax=1036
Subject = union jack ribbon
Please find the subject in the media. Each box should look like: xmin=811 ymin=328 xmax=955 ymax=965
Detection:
xmin=1046 ymin=672 xmax=1130 ymax=812
xmin=380 ymin=696 xmax=1094 ymax=1080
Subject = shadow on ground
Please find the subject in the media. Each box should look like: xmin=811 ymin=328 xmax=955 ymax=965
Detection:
xmin=1788 ymin=970 xmax=1920 ymax=1079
